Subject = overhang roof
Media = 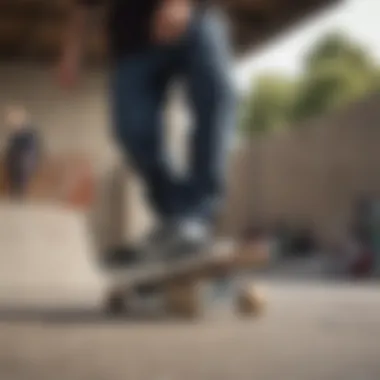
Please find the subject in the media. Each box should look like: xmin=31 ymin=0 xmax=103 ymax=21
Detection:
xmin=0 ymin=0 xmax=341 ymax=64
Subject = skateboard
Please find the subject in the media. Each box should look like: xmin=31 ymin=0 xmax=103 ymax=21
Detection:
xmin=103 ymin=239 xmax=267 ymax=319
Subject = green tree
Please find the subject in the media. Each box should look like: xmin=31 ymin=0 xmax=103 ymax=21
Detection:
xmin=374 ymin=69 xmax=380 ymax=91
xmin=241 ymin=32 xmax=380 ymax=135
xmin=292 ymin=32 xmax=378 ymax=122
xmin=305 ymin=32 xmax=373 ymax=72
xmin=292 ymin=61 xmax=375 ymax=121
xmin=241 ymin=74 xmax=296 ymax=136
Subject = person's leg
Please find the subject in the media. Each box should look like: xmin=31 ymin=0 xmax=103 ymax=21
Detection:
xmin=184 ymin=8 xmax=236 ymax=222
xmin=19 ymin=151 xmax=39 ymax=198
xmin=110 ymin=50 xmax=179 ymax=221
xmin=162 ymin=7 xmax=237 ymax=258
xmin=6 ymin=160 xmax=25 ymax=198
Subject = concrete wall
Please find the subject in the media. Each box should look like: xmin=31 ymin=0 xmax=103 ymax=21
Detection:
xmin=243 ymin=93 xmax=380 ymax=245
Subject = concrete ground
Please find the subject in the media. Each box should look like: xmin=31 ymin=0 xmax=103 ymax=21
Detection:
xmin=0 ymin=205 xmax=378 ymax=380
xmin=0 ymin=276 xmax=379 ymax=380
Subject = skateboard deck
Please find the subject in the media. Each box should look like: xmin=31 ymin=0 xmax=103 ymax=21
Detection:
xmin=107 ymin=240 xmax=236 ymax=287
xmin=104 ymin=239 xmax=267 ymax=318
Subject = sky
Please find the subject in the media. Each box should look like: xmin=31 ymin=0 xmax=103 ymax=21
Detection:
xmin=235 ymin=0 xmax=380 ymax=93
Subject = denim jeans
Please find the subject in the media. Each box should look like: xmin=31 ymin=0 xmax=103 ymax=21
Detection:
xmin=6 ymin=152 xmax=38 ymax=198
xmin=110 ymin=8 xmax=236 ymax=222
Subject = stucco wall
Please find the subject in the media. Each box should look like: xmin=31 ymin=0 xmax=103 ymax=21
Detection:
xmin=243 ymin=93 xmax=380 ymax=245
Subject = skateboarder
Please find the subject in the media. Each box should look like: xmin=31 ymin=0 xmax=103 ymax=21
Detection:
xmin=58 ymin=0 xmax=236 ymax=261
xmin=3 ymin=106 xmax=41 ymax=198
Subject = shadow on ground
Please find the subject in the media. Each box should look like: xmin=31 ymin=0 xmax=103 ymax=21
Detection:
xmin=0 ymin=306 xmax=187 ymax=326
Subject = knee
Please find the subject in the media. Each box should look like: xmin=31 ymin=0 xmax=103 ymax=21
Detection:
xmin=199 ymin=63 xmax=237 ymax=113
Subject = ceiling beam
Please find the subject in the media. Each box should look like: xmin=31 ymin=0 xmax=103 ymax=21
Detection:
xmin=0 ymin=0 xmax=340 ymax=63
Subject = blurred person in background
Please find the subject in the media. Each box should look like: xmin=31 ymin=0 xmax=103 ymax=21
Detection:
xmin=57 ymin=0 xmax=236 ymax=264
xmin=4 ymin=106 xmax=42 ymax=198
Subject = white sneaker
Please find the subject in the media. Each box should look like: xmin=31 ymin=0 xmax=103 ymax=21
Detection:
xmin=164 ymin=218 xmax=212 ymax=261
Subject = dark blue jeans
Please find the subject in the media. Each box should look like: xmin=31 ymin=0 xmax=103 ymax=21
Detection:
xmin=110 ymin=8 xmax=236 ymax=222
xmin=6 ymin=152 xmax=38 ymax=198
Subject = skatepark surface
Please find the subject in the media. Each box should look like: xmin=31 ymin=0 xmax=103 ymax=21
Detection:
xmin=0 ymin=203 xmax=379 ymax=380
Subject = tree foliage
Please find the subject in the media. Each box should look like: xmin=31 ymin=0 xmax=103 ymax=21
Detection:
xmin=293 ymin=32 xmax=378 ymax=121
xmin=241 ymin=32 xmax=379 ymax=135
xmin=292 ymin=60 xmax=375 ymax=122
xmin=305 ymin=32 xmax=373 ymax=72
xmin=241 ymin=74 xmax=296 ymax=136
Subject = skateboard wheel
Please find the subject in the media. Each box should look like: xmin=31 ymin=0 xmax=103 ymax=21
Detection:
xmin=236 ymin=284 xmax=266 ymax=317
xmin=164 ymin=282 xmax=201 ymax=319
xmin=105 ymin=289 xmax=129 ymax=316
